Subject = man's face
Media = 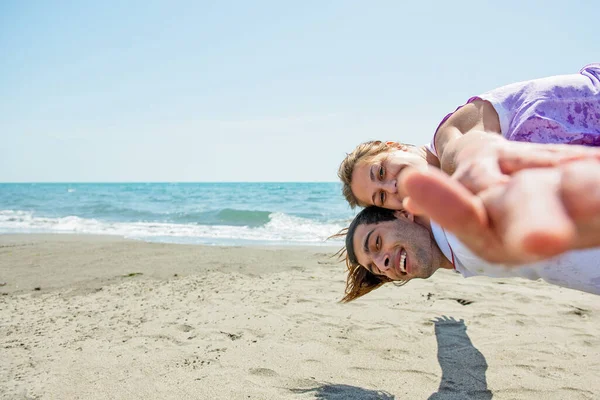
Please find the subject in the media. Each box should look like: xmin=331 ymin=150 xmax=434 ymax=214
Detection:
xmin=352 ymin=213 xmax=440 ymax=281
xmin=350 ymin=147 xmax=429 ymax=209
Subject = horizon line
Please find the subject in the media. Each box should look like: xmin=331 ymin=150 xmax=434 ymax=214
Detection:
xmin=0 ymin=181 xmax=341 ymax=184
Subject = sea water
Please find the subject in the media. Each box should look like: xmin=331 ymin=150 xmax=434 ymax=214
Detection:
xmin=0 ymin=183 xmax=356 ymax=246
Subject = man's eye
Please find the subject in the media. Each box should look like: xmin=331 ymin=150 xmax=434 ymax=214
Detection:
xmin=379 ymin=192 xmax=385 ymax=205
xmin=375 ymin=236 xmax=381 ymax=250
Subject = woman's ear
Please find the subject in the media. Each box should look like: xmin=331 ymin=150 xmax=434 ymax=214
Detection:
xmin=386 ymin=141 xmax=408 ymax=151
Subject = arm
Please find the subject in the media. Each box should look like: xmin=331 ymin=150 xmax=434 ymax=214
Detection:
xmin=429 ymin=98 xmax=600 ymax=195
xmin=434 ymin=99 xmax=502 ymax=175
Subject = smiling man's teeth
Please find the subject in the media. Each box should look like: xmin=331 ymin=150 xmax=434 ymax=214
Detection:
xmin=399 ymin=249 xmax=407 ymax=273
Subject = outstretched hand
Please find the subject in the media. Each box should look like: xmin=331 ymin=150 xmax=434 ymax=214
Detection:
xmin=401 ymin=159 xmax=600 ymax=264
xmin=441 ymin=132 xmax=600 ymax=194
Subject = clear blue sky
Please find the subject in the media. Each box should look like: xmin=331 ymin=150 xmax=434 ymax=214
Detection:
xmin=1 ymin=0 xmax=598 ymax=182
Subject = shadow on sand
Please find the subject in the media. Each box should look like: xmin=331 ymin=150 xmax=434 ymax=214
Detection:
xmin=289 ymin=315 xmax=491 ymax=399
xmin=428 ymin=316 xmax=492 ymax=400
xmin=290 ymin=384 xmax=395 ymax=399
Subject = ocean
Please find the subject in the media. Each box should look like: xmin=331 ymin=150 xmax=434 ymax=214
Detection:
xmin=0 ymin=183 xmax=356 ymax=246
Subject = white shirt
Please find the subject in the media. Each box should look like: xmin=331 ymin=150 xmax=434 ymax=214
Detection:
xmin=430 ymin=222 xmax=600 ymax=295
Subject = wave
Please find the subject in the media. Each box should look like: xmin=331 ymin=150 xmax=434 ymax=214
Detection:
xmin=0 ymin=210 xmax=348 ymax=246
xmin=179 ymin=208 xmax=272 ymax=227
xmin=23 ymin=205 xmax=280 ymax=228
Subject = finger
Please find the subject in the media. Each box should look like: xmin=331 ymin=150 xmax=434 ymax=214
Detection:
xmin=453 ymin=157 xmax=509 ymax=194
xmin=559 ymin=160 xmax=600 ymax=249
xmin=499 ymin=144 xmax=600 ymax=174
xmin=560 ymin=160 xmax=600 ymax=220
xmin=481 ymin=168 xmax=576 ymax=259
xmin=401 ymin=168 xmax=489 ymax=236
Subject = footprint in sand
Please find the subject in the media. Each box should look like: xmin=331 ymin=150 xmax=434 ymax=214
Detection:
xmin=303 ymin=359 xmax=322 ymax=365
xmin=567 ymin=306 xmax=591 ymax=318
xmin=220 ymin=331 xmax=242 ymax=341
xmin=442 ymin=297 xmax=474 ymax=306
xmin=176 ymin=324 xmax=194 ymax=332
xmin=454 ymin=298 xmax=474 ymax=306
xmin=249 ymin=367 xmax=278 ymax=377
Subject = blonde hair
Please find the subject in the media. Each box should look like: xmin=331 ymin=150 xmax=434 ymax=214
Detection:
xmin=337 ymin=141 xmax=397 ymax=208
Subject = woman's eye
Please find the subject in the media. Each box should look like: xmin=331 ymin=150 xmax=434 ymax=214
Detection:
xmin=378 ymin=166 xmax=384 ymax=179
xmin=379 ymin=192 xmax=385 ymax=205
xmin=375 ymin=236 xmax=381 ymax=250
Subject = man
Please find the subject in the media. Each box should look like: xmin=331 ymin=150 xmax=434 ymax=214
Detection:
xmin=341 ymin=204 xmax=600 ymax=303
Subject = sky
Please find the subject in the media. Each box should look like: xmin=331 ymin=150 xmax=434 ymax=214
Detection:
xmin=1 ymin=0 xmax=598 ymax=182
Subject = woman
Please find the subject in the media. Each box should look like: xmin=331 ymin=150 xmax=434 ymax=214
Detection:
xmin=338 ymin=63 xmax=600 ymax=262
xmin=339 ymin=63 xmax=600 ymax=210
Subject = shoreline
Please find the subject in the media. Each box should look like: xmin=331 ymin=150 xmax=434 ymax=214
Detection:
xmin=0 ymin=233 xmax=341 ymax=295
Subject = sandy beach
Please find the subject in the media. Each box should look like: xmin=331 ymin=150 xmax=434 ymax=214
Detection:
xmin=2 ymin=234 xmax=599 ymax=400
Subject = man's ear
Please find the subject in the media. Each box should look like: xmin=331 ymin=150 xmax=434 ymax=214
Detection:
xmin=393 ymin=209 xmax=415 ymax=221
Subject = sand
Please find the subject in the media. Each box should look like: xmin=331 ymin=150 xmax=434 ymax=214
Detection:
xmin=1 ymin=234 xmax=599 ymax=400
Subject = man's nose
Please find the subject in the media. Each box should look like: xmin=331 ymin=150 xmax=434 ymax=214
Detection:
xmin=375 ymin=253 xmax=391 ymax=271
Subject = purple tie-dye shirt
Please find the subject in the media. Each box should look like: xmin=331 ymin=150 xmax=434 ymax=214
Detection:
xmin=427 ymin=63 xmax=600 ymax=155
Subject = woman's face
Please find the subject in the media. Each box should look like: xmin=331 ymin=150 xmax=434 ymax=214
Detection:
xmin=350 ymin=147 xmax=429 ymax=209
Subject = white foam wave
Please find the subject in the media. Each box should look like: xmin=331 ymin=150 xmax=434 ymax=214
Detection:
xmin=0 ymin=210 xmax=347 ymax=246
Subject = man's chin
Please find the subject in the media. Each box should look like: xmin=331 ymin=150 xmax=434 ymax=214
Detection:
xmin=410 ymin=267 xmax=435 ymax=280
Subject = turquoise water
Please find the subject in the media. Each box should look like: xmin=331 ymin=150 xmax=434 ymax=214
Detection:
xmin=0 ymin=183 xmax=356 ymax=246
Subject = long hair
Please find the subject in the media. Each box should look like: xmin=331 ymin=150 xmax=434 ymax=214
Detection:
xmin=337 ymin=141 xmax=393 ymax=208
xmin=334 ymin=207 xmax=408 ymax=302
